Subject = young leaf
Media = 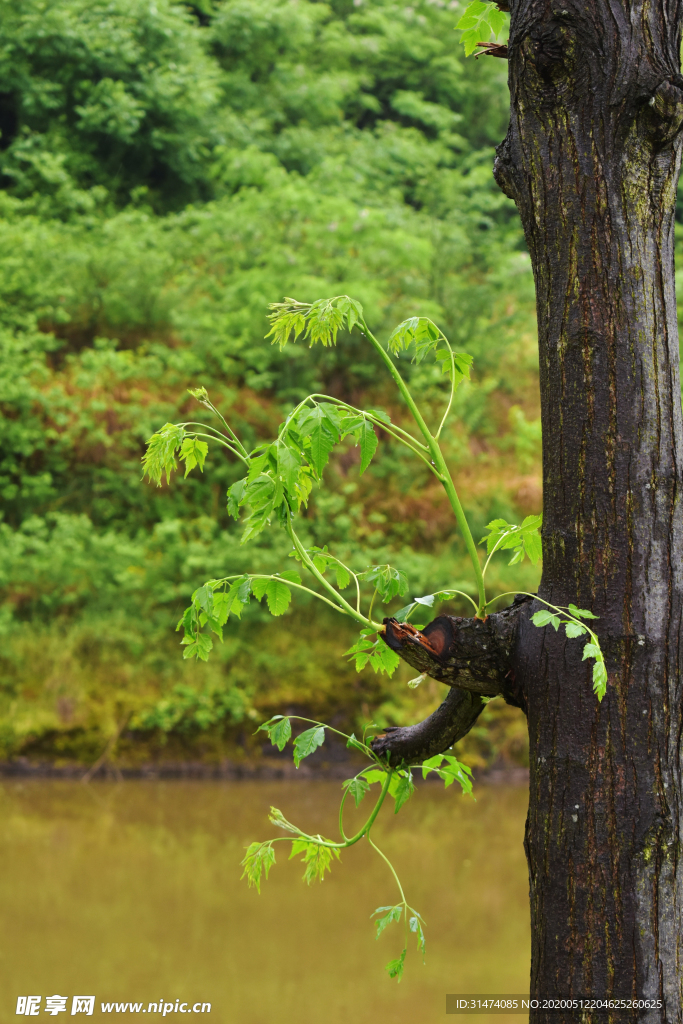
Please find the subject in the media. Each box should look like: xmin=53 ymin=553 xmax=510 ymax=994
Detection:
xmin=268 ymin=717 xmax=292 ymax=752
xmin=441 ymin=756 xmax=474 ymax=796
xmin=565 ymin=621 xmax=587 ymax=638
xmin=293 ymin=726 xmax=325 ymax=767
xmin=227 ymin=478 xmax=247 ymax=518
xmin=582 ymin=642 xmax=601 ymax=660
xmin=289 ymin=840 xmax=340 ymax=883
xmin=456 ymin=0 xmax=507 ymax=56
xmin=342 ymin=776 xmax=371 ymax=808
xmin=531 ymin=609 xmax=561 ymax=630
xmin=334 ymin=564 xmax=351 ymax=590
xmin=181 ymin=633 xmax=213 ymax=661
xmin=385 ymin=948 xmax=407 ymax=982
xmin=592 ymin=658 xmax=608 ymax=700
xmin=409 ymin=915 xmax=426 ymax=955
xmin=421 ymin=753 xmax=445 ymax=779
xmin=142 ymin=422 xmax=186 ymax=485
xmin=568 ymin=604 xmax=599 ymax=620
xmin=346 ymin=733 xmax=367 ymax=755
xmin=372 ymin=905 xmax=402 ymax=938
xmin=407 ymin=672 xmax=427 ymax=689
xmin=359 ymin=564 xmax=409 ymax=602
xmin=370 ymin=643 xmax=401 ymax=677
xmin=240 ymin=842 xmax=276 ymax=894
xmin=179 ymin=437 xmax=209 ymax=477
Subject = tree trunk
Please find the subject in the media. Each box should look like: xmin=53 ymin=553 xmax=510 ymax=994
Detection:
xmin=498 ymin=0 xmax=683 ymax=1016
xmin=376 ymin=1 xmax=683 ymax=1017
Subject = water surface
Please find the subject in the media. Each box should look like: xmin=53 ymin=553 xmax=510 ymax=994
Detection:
xmin=0 ymin=779 xmax=529 ymax=1022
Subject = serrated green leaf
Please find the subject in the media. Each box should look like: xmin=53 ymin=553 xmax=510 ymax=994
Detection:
xmin=293 ymin=725 xmax=325 ymax=767
xmin=342 ymin=776 xmax=370 ymax=808
xmin=582 ymin=642 xmax=601 ymax=660
xmin=334 ymin=564 xmax=351 ymax=589
xmin=593 ymin=659 xmax=608 ymax=700
xmin=265 ymin=579 xmax=292 ymax=616
xmin=346 ymin=733 xmax=367 ymax=754
xmin=192 ymin=583 xmax=214 ymax=616
xmin=359 ymin=420 xmax=378 ymax=474
xmin=277 ymin=441 xmax=302 ymax=497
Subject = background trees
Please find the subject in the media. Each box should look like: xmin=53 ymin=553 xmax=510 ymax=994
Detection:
xmin=0 ymin=0 xmax=553 ymax=762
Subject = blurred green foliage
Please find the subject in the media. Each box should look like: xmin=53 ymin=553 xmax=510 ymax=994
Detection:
xmin=0 ymin=0 xmax=543 ymax=766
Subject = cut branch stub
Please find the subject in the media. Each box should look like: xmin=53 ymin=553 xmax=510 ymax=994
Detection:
xmin=381 ymin=595 xmax=531 ymax=706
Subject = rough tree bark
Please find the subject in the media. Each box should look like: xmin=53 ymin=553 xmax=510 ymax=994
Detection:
xmin=373 ymin=1 xmax=683 ymax=1018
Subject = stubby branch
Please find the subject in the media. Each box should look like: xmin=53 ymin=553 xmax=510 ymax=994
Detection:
xmin=370 ymin=596 xmax=531 ymax=767
xmin=381 ymin=595 xmax=531 ymax=703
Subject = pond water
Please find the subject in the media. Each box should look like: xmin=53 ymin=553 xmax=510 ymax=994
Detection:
xmin=0 ymin=779 xmax=530 ymax=1023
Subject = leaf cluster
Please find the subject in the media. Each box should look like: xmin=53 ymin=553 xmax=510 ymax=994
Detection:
xmin=480 ymin=515 xmax=542 ymax=566
xmin=455 ymin=1 xmax=509 ymax=57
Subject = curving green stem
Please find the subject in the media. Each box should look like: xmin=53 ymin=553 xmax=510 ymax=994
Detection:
xmin=286 ymin=517 xmax=378 ymax=628
xmin=358 ymin=317 xmax=487 ymax=615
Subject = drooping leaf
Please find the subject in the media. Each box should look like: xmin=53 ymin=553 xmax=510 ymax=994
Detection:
xmin=372 ymin=905 xmax=402 ymax=938
xmin=268 ymin=717 xmax=292 ymax=751
xmin=385 ymin=948 xmax=407 ymax=982
xmin=179 ymin=437 xmax=208 ymax=477
xmin=240 ymin=842 xmax=276 ymax=894
xmin=293 ymin=725 xmax=325 ymax=767
xmin=227 ymin=478 xmax=247 ymax=519
xmin=265 ymin=579 xmax=292 ymax=615
xmin=359 ymin=564 xmax=409 ymax=602
xmin=393 ymin=771 xmax=415 ymax=814
xmin=181 ymin=632 xmax=213 ymax=661
xmin=289 ymin=839 xmax=340 ymax=883
xmin=409 ymin=915 xmax=426 ymax=955
xmin=358 ymin=420 xmax=378 ymax=474
xmin=142 ymin=422 xmax=186 ymax=485
xmin=421 ymin=753 xmax=445 ymax=779
xmin=564 ymin=621 xmax=587 ymax=638
xmin=342 ymin=776 xmax=370 ymax=808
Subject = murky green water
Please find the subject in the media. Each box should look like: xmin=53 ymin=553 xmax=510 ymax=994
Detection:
xmin=0 ymin=779 xmax=529 ymax=1023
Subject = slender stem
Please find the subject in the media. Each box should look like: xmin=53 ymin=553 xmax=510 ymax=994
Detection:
xmin=203 ymin=400 xmax=249 ymax=458
xmin=358 ymin=318 xmax=486 ymax=615
xmin=286 ymin=519 xmax=373 ymax=627
xmin=433 ymin=589 xmax=480 ymax=617
xmin=283 ymin=768 xmax=394 ymax=850
xmin=185 ymin=432 xmax=250 ymax=467
xmin=367 ymin=587 xmax=378 ymax=626
xmin=481 ymin=529 xmax=515 ymax=581
xmin=367 ymin=834 xmax=407 ymax=906
xmin=216 ymin=574 xmax=357 ymax=616
xmin=434 ymin=339 xmax=456 ymax=440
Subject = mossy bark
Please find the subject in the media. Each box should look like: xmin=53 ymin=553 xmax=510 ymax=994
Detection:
xmin=497 ymin=0 xmax=683 ymax=1018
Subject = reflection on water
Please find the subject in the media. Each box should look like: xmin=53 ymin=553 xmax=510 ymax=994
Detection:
xmin=0 ymin=779 xmax=529 ymax=1023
